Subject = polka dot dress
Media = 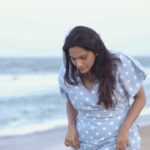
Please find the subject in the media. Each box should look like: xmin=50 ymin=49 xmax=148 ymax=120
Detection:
xmin=58 ymin=52 xmax=147 ymax=150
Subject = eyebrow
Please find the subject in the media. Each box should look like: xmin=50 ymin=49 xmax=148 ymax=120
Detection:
xmin=69 ymin=54 xmax=88 ymax=59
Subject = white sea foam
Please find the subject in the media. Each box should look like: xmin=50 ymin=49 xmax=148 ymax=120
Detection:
xmin=0 ymin=118 xmax=67 ymax=137
xmin=140 ymin=107 xmax=150 ymax=116
xmin=0 ymin=73 xmax=59 ymax=98
xmin=0 ymin=69 xmax=150 ymax=137
xmin=145 ymin=68 xmax=150 ymax=78
xmin=0 ymin=107 xmax=150 ymax=137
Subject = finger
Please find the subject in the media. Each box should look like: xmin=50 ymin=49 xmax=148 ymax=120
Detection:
xmin=70 ymin=140 xmax=76 ymax=148
xmin=116 ymin=140 xmax=124 ymax=150
xmin=68 ymin=139 xmax=76 ymax=148
xmin=119 ymin=142 xmax=127 ymax=150
xmin=65 ymin=142 xmax=69 ymax=147
xmin=116 ymin=139 xmax=121 ymax=150
xmin=68 ymin=138 xmax=79 ymax=148
xmin=64 ymin=142 xmax=69 ymax=147
xmin=127 ymin=139 xmax=130 ymax=147
xmin=120 ymin=142 xmax=127 ymax=150
xmin=116 ymin=143 xmax=121 ymax=150
xmin=75 ymin=137 xmax=80 ymax=148
xmin=64 ymin=140 xmax=70 ymax=147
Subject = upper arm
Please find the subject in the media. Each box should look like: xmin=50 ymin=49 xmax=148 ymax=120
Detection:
xmin=133 ymin=86 xmax=146 ymax=100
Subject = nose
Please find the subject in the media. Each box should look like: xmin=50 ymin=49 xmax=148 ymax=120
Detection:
xmin=76 ymin=60 xmax=83 ymax=69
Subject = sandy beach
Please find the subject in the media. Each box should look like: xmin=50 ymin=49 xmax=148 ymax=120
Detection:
xmin=139 ymin=125 xmax=150 ymax=150
xmin=0 ymin=125 xmax=149 ymax=150
xmin=0 ymin=126 xmax=68 ymax=150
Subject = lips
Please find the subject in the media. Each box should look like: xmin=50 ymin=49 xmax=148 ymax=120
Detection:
xmin=79 ymin=68 xmax=87 ymax=73
xmin=79 ymin=68 xmax=85 ymax=71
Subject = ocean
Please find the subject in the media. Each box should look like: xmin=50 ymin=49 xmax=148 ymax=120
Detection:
xmin=0 ymin=56 xmax=150 ymax=137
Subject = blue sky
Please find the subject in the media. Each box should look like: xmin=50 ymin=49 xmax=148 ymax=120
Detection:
xmin=0 ymin=0 xmax=150 ymax=57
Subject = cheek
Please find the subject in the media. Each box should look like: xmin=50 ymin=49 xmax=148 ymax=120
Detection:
xmin=88 ymin=56 xmax=96 ymax=67
xmin=89 ymin=61 xmax=95 ymax=68
xmin=71 ymin=60 xmax=76 ymax=66
xmin=71 ymin=60 xmax=78 ymax=67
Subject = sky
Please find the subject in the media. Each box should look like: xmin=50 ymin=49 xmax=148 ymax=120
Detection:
xmin=0 ymin=0 xmax=150 ymax=57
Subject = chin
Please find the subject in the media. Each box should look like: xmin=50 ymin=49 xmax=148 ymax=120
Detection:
xmin=80 ymin=69 xmax=89 ymax=74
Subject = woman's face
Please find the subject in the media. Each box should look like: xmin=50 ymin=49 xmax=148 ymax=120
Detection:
xmin=69 ymin=46 xmax=96 ymax=74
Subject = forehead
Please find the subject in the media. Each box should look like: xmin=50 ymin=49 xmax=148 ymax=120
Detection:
xmin=69 ymin=47 xmax=90 ymax=57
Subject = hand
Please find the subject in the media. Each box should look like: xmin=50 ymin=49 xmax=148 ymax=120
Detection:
xmin=116 ymin=125 xmax=130 ymax=150
xmin=64 ymin=125 xmax=80 ymax=148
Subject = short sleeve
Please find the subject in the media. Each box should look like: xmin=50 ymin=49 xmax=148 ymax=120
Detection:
xmin=118 ymin=52 xmax=147 ymax=97
xmin=58 ymin=64 xmax=68 ymax=99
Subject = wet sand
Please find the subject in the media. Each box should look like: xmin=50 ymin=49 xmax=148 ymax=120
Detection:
xmin=0 ymin=125 xmax=149 ymax=150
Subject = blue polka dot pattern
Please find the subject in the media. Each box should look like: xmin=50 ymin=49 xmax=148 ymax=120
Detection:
xmin=58 ymin=52 xmax=147 ymax=150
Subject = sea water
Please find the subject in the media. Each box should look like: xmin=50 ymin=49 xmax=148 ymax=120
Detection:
xmin=0 ymin=56 xmax=149 ymax=137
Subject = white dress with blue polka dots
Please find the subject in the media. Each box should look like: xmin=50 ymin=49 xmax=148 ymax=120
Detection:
xmin=58 ymin=52 xmax=147 ymax=150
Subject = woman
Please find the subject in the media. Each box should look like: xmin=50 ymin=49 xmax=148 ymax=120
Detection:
xmin=58 ymin=26 xmax=147 ymax=150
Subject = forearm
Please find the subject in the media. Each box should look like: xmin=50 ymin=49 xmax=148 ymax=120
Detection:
xmin=121 ymin=87 xmax=146 ymax=130
xmin=66 ymin=99 xmax=77 ymax=128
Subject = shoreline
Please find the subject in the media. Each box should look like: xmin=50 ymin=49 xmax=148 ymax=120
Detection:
xmin=0 ymin=125 xmax=149 ymax=150
xmin=0 ymin=126 xmax=68 ymax=150
xmin=1 ymin=113 xmax=149 ymax=138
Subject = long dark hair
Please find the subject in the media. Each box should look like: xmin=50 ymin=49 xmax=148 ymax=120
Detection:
xmin=63 ymin=26 xmax=120 ymax=109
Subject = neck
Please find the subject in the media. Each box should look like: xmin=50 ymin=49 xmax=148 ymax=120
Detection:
xmin=80 ymin=72 xmax=95 ymax=83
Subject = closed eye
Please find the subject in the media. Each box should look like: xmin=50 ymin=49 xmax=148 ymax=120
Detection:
xmin=70 ymin=57 xmax=76 ymax=61
xmin=80 ymin=55 xmax=87 ymax=60
xmin=70 ymin=54 xmax=88 ymax=61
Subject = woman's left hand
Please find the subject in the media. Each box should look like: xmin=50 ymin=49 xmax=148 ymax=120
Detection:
xmin=116 ymin=125 xmax=130 ymax=150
